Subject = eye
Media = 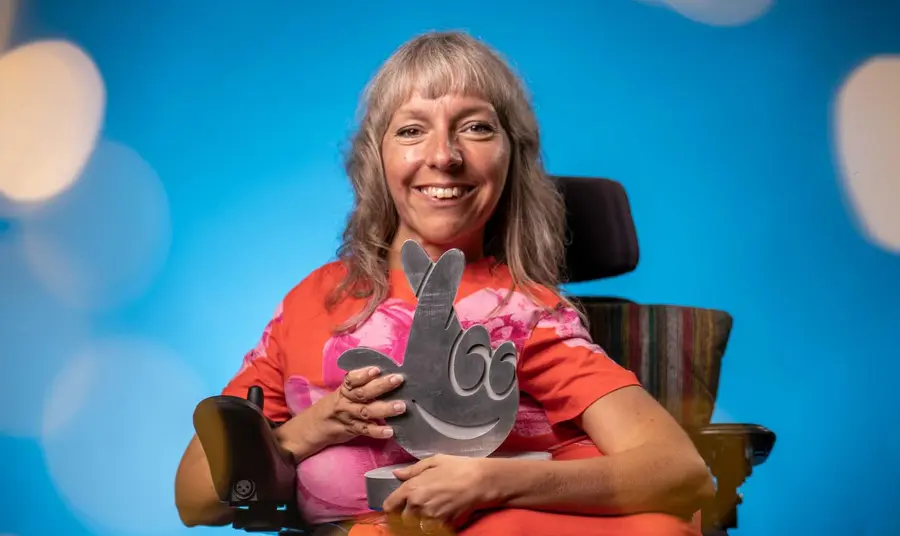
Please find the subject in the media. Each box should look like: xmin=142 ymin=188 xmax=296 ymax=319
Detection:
xmin=396 ymin=126 xmax=424 ymax=138
xmin=463 ymin=122 xmax=496 ymax=136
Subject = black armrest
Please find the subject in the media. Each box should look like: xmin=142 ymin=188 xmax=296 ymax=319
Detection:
xmin=193 ymin=386 xmax=307 ymax=533
xmin=688 ymin=423 xmax=776 ymax=532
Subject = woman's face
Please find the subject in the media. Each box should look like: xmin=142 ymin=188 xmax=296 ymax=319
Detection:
xmin=382 ymin=92 xmax=510 ymax=262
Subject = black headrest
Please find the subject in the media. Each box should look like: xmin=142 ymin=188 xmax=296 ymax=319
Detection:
xmin=552 ymin=176 xmax=640 ymax=283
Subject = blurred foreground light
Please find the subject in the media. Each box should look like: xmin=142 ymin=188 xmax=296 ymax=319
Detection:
xmin=0 ymin=232 xmax=89 ymax=438
xmin=41 ymin=337 xmax=207 ymax=535
xmin=0 ymin=40 xmax=105 ymax=204
xmin=835 ymin=55 xmax=900 ymax=254
xmin=636 ymin=0 xmax=773 ymax=26
xmin=20 ymin=141 xmax=172 ymax=311
xmin=0 ymin=0 xmax=15 ymax=53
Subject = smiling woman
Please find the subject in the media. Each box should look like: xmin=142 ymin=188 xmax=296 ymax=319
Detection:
xmin=175 ymin=30 xmax=713 ymax=536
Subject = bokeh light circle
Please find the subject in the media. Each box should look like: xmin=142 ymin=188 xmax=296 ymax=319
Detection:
xmin=637 ymin=0 xmax=773 ymax=26
xmin=0 ymin=231 xmax=89 ymax=438
xmin=41 ymin=337 xmax=208 ymax=535
xmin=0 ymin=39 xmax=105 ymax=203
xmin=20 ymin=140 xmax=172 ymax=311
xmin=835 ymin=55 xmax=900 ymax=254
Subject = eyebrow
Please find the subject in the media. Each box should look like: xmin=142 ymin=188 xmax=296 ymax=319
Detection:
xmin=393 ymin=103 xmax=498 ymax=122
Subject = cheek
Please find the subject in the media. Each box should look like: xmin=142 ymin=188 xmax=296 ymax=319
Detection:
xmin=478 ymin=146 xmax=511 ymax=197
xmin=383 ymin=147 xmax=421 ymax=189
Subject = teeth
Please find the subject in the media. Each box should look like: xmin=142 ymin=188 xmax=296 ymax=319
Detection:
xmin=420 ymin=186 xmax=467 ymax=199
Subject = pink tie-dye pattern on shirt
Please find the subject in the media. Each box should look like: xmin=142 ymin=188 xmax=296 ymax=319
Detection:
xmin=288 ymin=288 xmax=573 ymax=523
xmin=285 ymin=376 xmax=415 ymax=523
xmin=536 ymin=303 xmax=607 ymax=354
xmin=321 ymin=298 xmax=415 ymax=388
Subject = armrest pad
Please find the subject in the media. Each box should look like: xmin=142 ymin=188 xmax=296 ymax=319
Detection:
xmin=193 ymin=395 xmax=296 ymax=505
xmin=690 ymin=423 xmax=776 ymax=467
xmin=688 ymin=424 xmax=775 ymax=532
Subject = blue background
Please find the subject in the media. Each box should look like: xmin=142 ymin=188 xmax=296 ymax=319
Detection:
xmin=2 ymin=0 xmax=899 ymax=534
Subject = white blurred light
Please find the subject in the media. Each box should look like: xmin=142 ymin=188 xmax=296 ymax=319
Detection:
xmin=20 ymin=140 xmax=172 ymax=311
xmin=0 ymin=0 xmax=16 ymax=53
xmin=835 ymin=55 xmax=900 ymax=254
xmin=41 ymin=337 xmax=207 ymax=535
xmin=637 ymin=0 xmax=773 ymax=26
xmin=0 ymin=40 xmax=105 ymax=203
xmin=0 ymin=232 xmax=89 ymax=438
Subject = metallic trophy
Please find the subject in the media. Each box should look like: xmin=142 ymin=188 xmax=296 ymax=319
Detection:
xmin=337 ymin=240 xmax=550 ymax=509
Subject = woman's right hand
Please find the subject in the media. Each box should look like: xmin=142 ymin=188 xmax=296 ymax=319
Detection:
xmin=275 ymin=366 xmax=407 ymax=461
xmin=317 ymin=366 xmax=407 ymax=444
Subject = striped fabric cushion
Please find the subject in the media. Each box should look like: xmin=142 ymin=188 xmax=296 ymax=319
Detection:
xmin=577 ymin=301 xmax=733 ymax=429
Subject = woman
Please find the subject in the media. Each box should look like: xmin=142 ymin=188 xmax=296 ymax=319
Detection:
xmin=175 ymin=30 xmax=713 ymax=536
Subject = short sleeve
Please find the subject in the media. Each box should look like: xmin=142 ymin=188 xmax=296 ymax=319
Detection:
xmin=221 ymin=296 xmax=291 ymax=423
xmin=517 ymin=303 xmax=641 ymax=425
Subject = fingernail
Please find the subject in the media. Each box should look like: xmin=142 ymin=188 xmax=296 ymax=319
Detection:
xmin=369 ymin=367 xmax=380 ymax=377
xmin=382 ymin=427 xmax=394 ymax=437
xmin=393 ymin=402 xmax=406 ymax=413
xmin=390 ymin=374 xmax=404 ymax=385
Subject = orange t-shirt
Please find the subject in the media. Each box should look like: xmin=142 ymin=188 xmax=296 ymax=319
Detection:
xmin=222 ymin=257 xmax=657 ymax=530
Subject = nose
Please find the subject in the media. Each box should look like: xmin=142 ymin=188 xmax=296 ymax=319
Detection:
xmin=424 ymin=131 xmax=463 ymax=171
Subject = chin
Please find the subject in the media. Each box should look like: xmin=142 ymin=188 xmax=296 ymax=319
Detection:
xmin=417 ymin=229 xmax=481 ymax=253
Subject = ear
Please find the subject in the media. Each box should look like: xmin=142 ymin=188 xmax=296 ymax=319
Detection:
xmin=400 ymin=239 xmax=434 ymax=296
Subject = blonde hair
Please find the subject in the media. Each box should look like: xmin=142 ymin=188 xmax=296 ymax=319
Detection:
xmin=328 ymin=30 xmax=569 ymax=331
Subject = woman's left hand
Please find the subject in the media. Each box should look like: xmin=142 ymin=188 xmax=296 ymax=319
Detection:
xmin=383 ymin=454 xmax=497 ymax=533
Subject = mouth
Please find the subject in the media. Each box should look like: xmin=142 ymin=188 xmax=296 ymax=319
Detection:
xmin=413 ymin=185 xmax=476 ymax=203
xmin=412 ymin=400 xmax=500 ymax=440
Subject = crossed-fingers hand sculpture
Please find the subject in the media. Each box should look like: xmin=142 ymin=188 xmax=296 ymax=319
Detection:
xmin=336 ymin=240 xmax=535 ymax=507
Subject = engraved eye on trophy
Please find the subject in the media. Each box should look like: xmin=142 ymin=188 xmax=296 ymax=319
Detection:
xmin=451 ymin=324 xmax=517 ymax=400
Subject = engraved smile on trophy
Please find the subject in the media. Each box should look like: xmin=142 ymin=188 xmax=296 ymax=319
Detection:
xmin=337 ymin=240 xmax=521 ymax=459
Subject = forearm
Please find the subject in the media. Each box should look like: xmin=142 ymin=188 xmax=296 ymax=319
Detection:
xmin=174 ymin=436 xmax=234 ymax=527
xmin=487 ymin=443 xmax=713 ymax=517
xmin=273 ymin=406 xmax=338 ymax=462
xmin=273 ymin=414 xmax=327 ymax=462
xmin=175 ymin=409 xmax=327 ymax=527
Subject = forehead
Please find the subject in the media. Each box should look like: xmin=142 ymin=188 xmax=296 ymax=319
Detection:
xmin=391 ymin=92 xmax=498 ymax=120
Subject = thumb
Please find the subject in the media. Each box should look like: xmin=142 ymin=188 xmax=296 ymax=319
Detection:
xmin=393 ymin=457 xmax=436 ymax=480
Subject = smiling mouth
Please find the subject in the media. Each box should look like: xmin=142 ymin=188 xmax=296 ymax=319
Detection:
xmin=414 ymin=185 xmax=476 ymax=202
xmin=412 ymin=400 xmax=500 ymax=440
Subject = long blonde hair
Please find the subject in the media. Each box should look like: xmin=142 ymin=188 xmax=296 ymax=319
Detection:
xmin=328 ymin=30 xmax=569 ymax=331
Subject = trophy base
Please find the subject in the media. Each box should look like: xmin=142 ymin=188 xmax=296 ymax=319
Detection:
xmin=364 ymin=451 xmax=552 ymax=511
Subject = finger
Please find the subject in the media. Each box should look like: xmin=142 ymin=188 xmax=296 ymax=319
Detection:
xmin=361 ymin=399 xmax=407 ymax=420
xmin=401 ymin=504 xmax=422 ymax=529
xmin=408 ymin=250 xmax=465 ymax=335
xmin=337 ymin=348 xmax=398 ymax=378
xmin=336 ymin=399 xmax=402 ymax=423
xmin=343 ymin=366 xmax=381 ymax=390
xmin=341 ymin=417 xmax=394 ymax=439
xmin=383 ymin=482 xmax=408 ymax=513
xmin=419 ymin=517 xmax=447 ymax=535
xmin=394 ymin=456 xmax=436 ymax=480
xmin=346 ymin=373 xmax=405 ymax=402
